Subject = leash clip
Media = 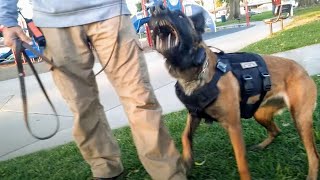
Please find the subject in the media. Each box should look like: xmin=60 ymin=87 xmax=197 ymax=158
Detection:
xmin=216 ymin=60 xmax=228 ymax=73
xmin=198 ymin=58 xmax=209 ymax=79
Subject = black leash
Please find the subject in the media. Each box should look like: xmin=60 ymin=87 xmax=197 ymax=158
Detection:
xmin=12 ymin=38 xmax=59 ymax=140
xmin=12 ymin=0 xmax=124 ymax=138
xmin=94 ymin=0 xmax=123 ymax=76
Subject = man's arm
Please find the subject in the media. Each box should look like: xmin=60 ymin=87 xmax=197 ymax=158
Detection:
xmin=0 ymin=0 xmax=31 ymax=47
xmin=0 ymin=0 xmax=19 ymax=27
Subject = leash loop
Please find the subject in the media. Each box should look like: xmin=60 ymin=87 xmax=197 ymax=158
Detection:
xmin=12 ymin=39 xmax=60 ymax=140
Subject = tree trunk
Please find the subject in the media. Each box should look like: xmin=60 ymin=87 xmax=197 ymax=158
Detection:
xmin=229 ymin=0 xmax=240 ymax=20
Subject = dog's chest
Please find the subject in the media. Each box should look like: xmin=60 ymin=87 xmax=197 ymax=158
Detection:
xmin=175 ymin=52 xmax=271 ymax=120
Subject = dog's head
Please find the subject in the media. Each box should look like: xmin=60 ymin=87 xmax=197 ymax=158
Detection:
xmin=149 ymin=5 xmax=206 ymax=70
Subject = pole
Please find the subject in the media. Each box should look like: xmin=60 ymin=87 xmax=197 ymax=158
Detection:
xmin=180 ymin=0 xmax=184 ymax=12
xmin=245 ymin=0 xmax=250 ymax=27
xmin=213 ymin=0 xmax=216 ymax=20
xmin=142 ymin=0 xmax=153 ymax=47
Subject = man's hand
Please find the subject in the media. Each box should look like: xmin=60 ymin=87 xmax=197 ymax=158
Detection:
xmin=3 ymin=26 xmax=32 ymax=47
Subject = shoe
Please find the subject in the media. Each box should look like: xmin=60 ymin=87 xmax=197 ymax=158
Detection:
xmin=93 ymin=172 xmax=124 ymax=180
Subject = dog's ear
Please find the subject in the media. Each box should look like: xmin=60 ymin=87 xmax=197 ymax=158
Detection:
xmin=190 ymin=13 xmax=205 ymax=34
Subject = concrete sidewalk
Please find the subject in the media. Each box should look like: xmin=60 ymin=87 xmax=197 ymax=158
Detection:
xmin=0 ymin=20 xmax=319 ymax=161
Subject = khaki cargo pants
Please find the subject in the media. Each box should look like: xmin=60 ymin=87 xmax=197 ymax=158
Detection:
xmin=41 ymin=15 xmax=186 ymax=179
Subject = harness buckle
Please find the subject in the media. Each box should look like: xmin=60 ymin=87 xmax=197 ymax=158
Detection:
xmin=216 ymin=61 xmax=228 ymax=73
xmin=243 ymin=75 xmax=253 ymax=80
xmin=261 ymin=72 xmax=271 ymax=91
xmin=242 ymin=74 xmax=254 ymax=94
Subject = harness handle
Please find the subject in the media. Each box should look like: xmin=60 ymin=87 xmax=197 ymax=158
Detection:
xmin=207 ymin=45 xmax=224 ymax=54
xmin=12 ymin=38 xmax=60 ymax=140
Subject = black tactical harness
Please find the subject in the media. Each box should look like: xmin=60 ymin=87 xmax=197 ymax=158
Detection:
xmin=175 ymin=51 xmax=271 ymax=120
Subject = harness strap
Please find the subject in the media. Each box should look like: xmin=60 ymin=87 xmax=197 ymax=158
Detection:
xmin=254 ymin=54 xmax=271 ymax=93
xmin=258 ymin=66 xmax=272 ymax=91
xmin=187 ymin=67 xmax=225 ymax=118
xmin=242 ymin=73 xmax=254 ymax=95
xmin=240 ymin=55 xmax=271 ymax=118
xmin=177 ymin=57 xmax=229 ymax=119
xmin=196 ymin=65 xmax=225 ymax=120
xmin=13 ymin=39 xmax=60 ymax=140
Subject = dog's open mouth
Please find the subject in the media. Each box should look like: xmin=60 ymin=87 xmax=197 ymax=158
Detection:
xmin=153 ymin=20 xmax=179 ymax=52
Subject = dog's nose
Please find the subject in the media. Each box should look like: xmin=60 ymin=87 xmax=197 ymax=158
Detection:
xmin=150 ymin=6 xmax=156 ymax=13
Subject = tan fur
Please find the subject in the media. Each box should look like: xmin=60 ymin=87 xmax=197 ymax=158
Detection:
xmin=176 ymin=63 xmax=209 ymax=95
xmin=175 ymin=45 xmax=319 ymax=180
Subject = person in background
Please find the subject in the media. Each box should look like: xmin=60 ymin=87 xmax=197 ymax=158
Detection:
xmin=272 ymin=0 xmax=282 ymax=15
xmin=0 ymin=0 xmax=186 ymax=179
xmin=0 ymin=25 xmax=3 ymax=37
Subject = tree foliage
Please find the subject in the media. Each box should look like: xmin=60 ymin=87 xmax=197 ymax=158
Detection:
xmin=136 ymin=2 xmax=142 ymax=12
xmin=298 ymin=0 xmax=318 ymax=7
xmin=215 ymin=0 xmax=224 ymax=7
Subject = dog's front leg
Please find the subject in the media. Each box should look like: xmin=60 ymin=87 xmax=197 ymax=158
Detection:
xmin=182 ymin=113 xmax=201 ymax=170
xmin=222 ymin=115 xmax=251 ymax=180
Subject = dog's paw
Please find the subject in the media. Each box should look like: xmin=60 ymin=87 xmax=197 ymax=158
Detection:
xmin=182 ymin=157 xmax=194 ymax=170
xmin=248 ymin=144 xmax=264 ymax=151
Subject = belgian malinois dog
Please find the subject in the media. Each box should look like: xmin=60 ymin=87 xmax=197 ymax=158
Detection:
xmin=149 ymin=5 xmax=319 ymax=180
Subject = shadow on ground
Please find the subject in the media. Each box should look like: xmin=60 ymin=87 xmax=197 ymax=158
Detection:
xmin=0 ymin=62 xmax=49 ymax=81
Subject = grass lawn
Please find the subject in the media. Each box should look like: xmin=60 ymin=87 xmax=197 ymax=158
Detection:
xmin=215 ymin=11 xmax=274 ymax=27
xmin=216 ymin=4 xmax=320 ymax=27
xmin=241 ymin=7 xmax=320 ymax=54
xmin=1 ymin=5 xmax=320 ymax=180
xmin=0 ymin=76 xmax=319 ymax=180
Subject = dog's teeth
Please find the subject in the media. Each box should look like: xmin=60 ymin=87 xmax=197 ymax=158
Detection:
xmin=156 ymin=35 xmax=159 ymax=49
xmin=157 ymin=36 xmax=160 ymax=48
xmin=171 ymin=35 xmax=174 ymax=47
xmin=168 ymin=33 xmax=171 ymax=49
xmin=175 ymin=36 xmax=178 ymax=46
xmin=163 ymin=39 xmax=166 ymax=50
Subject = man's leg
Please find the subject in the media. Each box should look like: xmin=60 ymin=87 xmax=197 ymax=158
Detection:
xmin=41 ymin=27 xmax=123 ymax=178
xmin=86 ymin=15 xmax=186 ymax=180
